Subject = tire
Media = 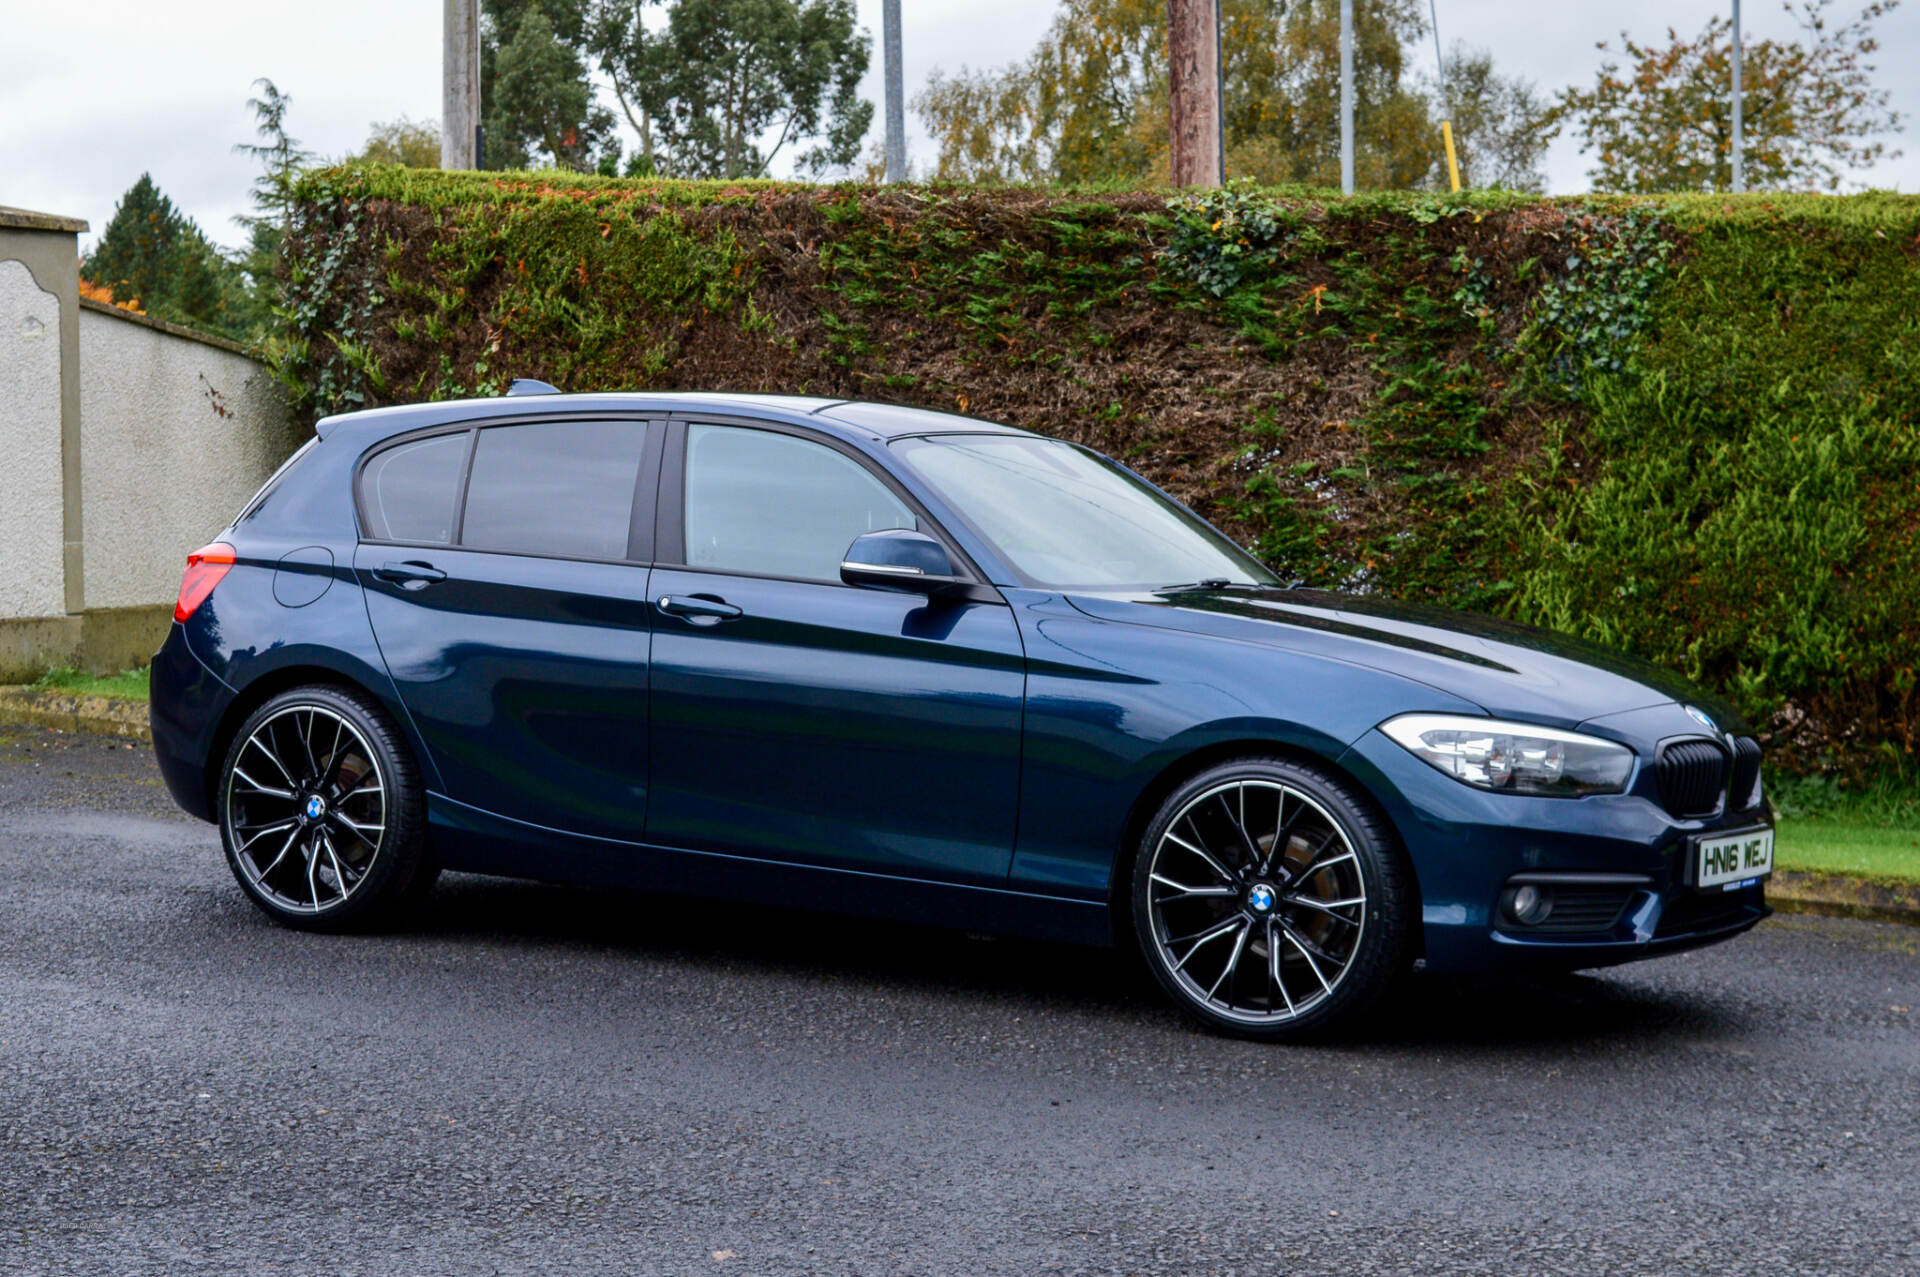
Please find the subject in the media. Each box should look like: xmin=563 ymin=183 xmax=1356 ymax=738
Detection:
xmin=1131 ymin=756 xmax=1413 ymax=1041
xmin=216 ymin=684 xmax=437 ymax=931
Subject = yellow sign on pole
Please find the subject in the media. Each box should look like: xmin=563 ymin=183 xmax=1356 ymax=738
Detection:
xmin=1440 ymin=120 xmax=1462 ymax=193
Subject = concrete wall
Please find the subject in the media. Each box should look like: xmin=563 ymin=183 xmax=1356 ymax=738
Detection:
xmin=0 ymin=259 xmax=67 ymax=620
xmin=78 ymin=304 xmax=303 ymax=611
xmin=0 ymin=204 xmax=301 ymax=679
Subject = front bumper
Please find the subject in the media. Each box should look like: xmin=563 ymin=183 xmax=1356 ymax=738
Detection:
xmin=1338 ymin=727 xmax=1773 ymax=975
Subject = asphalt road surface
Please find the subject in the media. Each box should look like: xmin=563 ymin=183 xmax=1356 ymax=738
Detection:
xmin=2 ymin=724 xmax=1917 ymax=1276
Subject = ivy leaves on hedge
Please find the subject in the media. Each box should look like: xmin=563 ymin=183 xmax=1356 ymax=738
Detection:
xmin=271 ymin=167 xmax=1920 ymax=771
xmin=1521 ymin=202 xmax=1674 ymax=391
xmin=1162 ymin=182 xmax=1307 ymax=298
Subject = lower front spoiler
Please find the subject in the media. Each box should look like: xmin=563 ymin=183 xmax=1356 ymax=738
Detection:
xmin=1478 ymin=889 xmax=1771 ymax=973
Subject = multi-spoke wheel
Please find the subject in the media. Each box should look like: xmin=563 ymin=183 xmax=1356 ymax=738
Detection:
xmin=1132 ymin=757 xmax=1413 ymax=1040
xmin=218 ymin=685 xmax=435 ymax=930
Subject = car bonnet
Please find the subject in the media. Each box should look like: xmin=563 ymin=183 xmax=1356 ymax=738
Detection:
xmin=1062 ymin=587 xmax=1745 ymax=734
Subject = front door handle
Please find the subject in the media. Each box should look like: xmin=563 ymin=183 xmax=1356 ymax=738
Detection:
xmin=658 ymin=594 xmax=742 ymax=624
xmin=375 ymin=560 xmax=448 ymax=590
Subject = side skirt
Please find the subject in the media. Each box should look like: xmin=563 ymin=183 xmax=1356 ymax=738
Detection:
xmin=426 ymin=792 xmax=1114 ymax=948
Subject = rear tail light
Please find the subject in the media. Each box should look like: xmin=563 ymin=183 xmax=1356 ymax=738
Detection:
xmin=174 ymin=543 xmax=237 ymax=622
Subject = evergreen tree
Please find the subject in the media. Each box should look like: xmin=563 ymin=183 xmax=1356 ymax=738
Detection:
xmin=81 ymin=174 xmax=247 ymax=337
xmin=232 ymin=79 xmax=315 ymax=335
xmin=483 ymin=0 xmax=619 ymax=170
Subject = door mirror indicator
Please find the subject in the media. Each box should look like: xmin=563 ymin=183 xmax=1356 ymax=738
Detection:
xmin=840 ymin=530 xmax=962 ymax=593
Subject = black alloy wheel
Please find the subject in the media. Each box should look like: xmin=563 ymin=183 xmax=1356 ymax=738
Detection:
xmin=218 ymin=685 xmax=435 ymax=930
xmin=1132 ymin=757 xmax=1413 ymax=1040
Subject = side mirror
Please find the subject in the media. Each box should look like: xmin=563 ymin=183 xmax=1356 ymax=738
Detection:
xmin=840 ymin=529 xmax=962 ymax=593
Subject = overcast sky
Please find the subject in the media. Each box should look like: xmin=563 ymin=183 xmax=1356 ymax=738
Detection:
xmin=3 ymin=0 xmax=1914 ymax=254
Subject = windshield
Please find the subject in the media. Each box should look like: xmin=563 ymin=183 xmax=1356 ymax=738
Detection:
xmin=892 ymin=434 xmax=1278 ymax=590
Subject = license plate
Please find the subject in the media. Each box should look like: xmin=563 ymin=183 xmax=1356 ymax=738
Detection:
xmin=1694 ymin=827 xmax=1774 ymax=891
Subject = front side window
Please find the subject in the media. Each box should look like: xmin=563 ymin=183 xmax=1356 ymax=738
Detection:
xmin=892 ymin=434 xmax=1277 ymax=590
xmin=461 ymin=419 xmax=648 ymax=560
xmin=360 ymin=432 xmax=468 ymax=545
xmin=683 ymin=424 xmax=915 ymax=582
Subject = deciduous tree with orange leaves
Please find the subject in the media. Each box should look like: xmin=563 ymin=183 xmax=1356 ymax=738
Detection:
xmin=1546 ymin=0 xmax=1903 ymax=193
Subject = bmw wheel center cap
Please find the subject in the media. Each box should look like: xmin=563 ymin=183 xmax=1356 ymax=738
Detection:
xmin=1248 ymin=883 xmax=1276 ymax=913
xmin=304 ymin=795 xmax=327 ymax=822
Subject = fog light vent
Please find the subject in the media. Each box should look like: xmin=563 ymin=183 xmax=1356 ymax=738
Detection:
xmin=1500 ymin=880 xmax=1638 ymax=935
xmin=1506 ymin=884 xmax=1553 ymax=926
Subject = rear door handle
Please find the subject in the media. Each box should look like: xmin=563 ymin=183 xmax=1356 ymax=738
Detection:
xmin=375 ymin=560 xmax=448 ymax=590
xmin=657 ymin=594 xmax=742 ymax=623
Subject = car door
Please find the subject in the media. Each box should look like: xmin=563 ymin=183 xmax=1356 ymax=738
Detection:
xmin=355 ymin=415 xmax=663 ymax=843
xmin=645 ymin=419 xmax=1026 ymax=886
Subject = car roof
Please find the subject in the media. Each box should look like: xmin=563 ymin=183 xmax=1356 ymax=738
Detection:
xmin=313 ymin=391 xmax=1036 ymax=451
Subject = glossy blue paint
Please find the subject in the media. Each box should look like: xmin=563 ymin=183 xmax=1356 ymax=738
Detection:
xmin=646 ymin=566 xmax=1024 ymax=885
xmin=150 ymin=391 xmax=1772 ymax=976
xmin=357 ymin=544 xmax=657 ymax=842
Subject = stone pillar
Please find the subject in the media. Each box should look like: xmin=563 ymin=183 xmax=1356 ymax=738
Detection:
xmin=0 ymin=206 xmax=87 ymax=627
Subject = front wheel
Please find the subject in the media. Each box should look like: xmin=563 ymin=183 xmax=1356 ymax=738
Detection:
xmin=217 ymin=685 xmax=436 ymax=931
xmin=1132 ymin=757 xmax=1414 ymax=1041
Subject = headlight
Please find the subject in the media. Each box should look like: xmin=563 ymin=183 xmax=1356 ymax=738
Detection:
xmin=1380 ymin=714 xmax=1634 ymax=797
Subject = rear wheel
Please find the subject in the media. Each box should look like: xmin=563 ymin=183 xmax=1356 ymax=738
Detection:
xmin=217 ymin=685 xmax=436 ymax=931
xmin=1131 ymin=757 xmax=1413 ymax=1041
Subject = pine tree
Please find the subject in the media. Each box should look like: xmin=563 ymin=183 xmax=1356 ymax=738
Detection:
xmin=81 ymin=175 xmax=246 ymax=337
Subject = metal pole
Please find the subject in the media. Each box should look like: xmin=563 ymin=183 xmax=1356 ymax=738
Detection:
xmin=1731 ymin=0 xmax=1745 ymax=192
xmin=883 ymin=0 xmax=906 ymax=182
xmin=1340 ymin=0 xmax=1354 ymax=195
xmin=473 ymin=1 xmax=484 ymax=169
xmin=1215 ymin=0 xmax=1226 ymax=181
xmin=1430 ymin=0 xmax=1459 ymax=191
xmin=442 ymin=0 xmax=480 ymax=170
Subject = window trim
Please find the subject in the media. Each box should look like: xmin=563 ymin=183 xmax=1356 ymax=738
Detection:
xmin=657 ymin=415 xmax=996 ymax=595
xmin=353 ymin=412 xmax=667 ymax=567
xmin=354 ymin=424 xmax=474 ymax=549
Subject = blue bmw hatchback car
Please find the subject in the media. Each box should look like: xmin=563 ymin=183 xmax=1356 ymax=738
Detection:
xmin=151 ymin=389 xmax=1774 ymax=1039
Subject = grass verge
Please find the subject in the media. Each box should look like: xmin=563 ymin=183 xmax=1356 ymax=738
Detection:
xmin=28 ymin=666 xmax=151 ymax=702
xmin=1775 ymin=820 xmax=1920 ymax=886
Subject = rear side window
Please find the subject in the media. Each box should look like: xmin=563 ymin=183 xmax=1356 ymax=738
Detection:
xmin=361 ymin=433 xmax=468 ymax=544
xmin=683 ymin=424 xmax=915 ymax=581
xmin=461 ymin=419 xmax=649 ymax=560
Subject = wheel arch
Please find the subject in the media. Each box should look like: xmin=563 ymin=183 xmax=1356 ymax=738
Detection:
xmin=201 ymin=662 xmax=405 ymax=817
xmin=1107 ymin=737 xmax=1424 ymax=951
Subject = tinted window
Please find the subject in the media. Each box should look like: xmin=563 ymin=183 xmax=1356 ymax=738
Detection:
xmin=461 ymin=420 xmax=648 ymax=560
xmin=361 ymin=432 xmax=468 ymax=544
xmin=683 ymin=425 xmax=915 ymax=582
xmin=893 ymin=434 xmax=1276 ymax=590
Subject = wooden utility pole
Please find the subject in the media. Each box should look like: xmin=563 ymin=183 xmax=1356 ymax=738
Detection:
xmin=442 ymin=0 xmax=481 ymax=170
xmin=1167 ymin=0 xmax=1224 ymax=188
xmin=883 ymin=0 xmax=906 ymax=182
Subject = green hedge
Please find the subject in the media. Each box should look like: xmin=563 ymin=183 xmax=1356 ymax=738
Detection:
xmin=275 ymin=168 xmax=1920 ymax=774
